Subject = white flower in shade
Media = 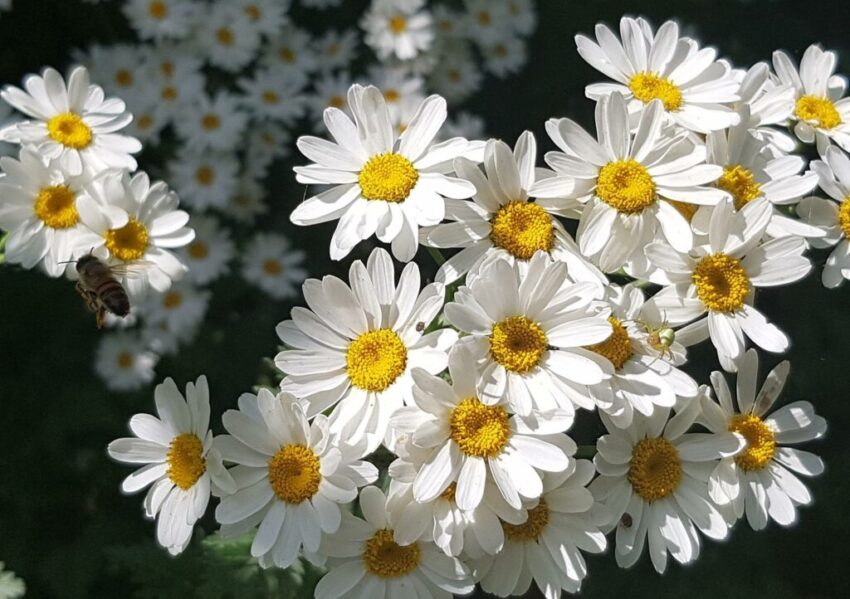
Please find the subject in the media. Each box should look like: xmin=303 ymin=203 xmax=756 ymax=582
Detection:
xmin=145 ymin=52 xmax=206 ymax=125
xmin=123 ymin=0 xmax=200 ymax=41
xmin=444 ymin=252 xmax=614 ymax=416
xmin=142 ymin=281 xmax=210 ymax=339
xmin=701 ymin=349 xmax=826 ymax=530
xmin=195 ymin=4 xmax=262 ymax=72
xmin=361 ymin=0 xmax=434 ymax=61
xmin=472 ymin=462 xmax=608 ymax=598
xmin=427 ymin=46 xmax=483 ymax=103
xmin=797 ymin=146 xmax=850 ymax=288
xmin=576 ymin=17 xmax=741 ymax=133
xmin=366 ymin=66 xmax=425 ymax=127
xmin=175 ymin=214 xmax=234 ymax=285
xmin=275 ymin=248 xmax=457 ymax=452
xmin=244 ymin=122 xmax=291 ymax=176
xmin=292 ymin=84 xmax=476 ymax=261
xmin=313 ymin=486 xmax=474 ymax=599
xmin=531 ymin=93 xmax=728 ymax=272
xmin=734 ymin=63 xmax=796 ymax=154
xmin=421 ymin=133 xmax=605 ymax=286
xmin=315 ymin=29 xmax=359 ymax=72
xmin=123 ymin=97 xmax=168 ymax=146
xmin=773 ymin=44 xmax=850 ymax=154
xmin=169 ymin=149 xmax=239 ymax=211
xmin=506 ymin=0 xmax=536 ymax=36
xmin=590 ymin=401 xmax=745 ymax=573
xmin=75 ymin=170 xmax=193 ymax=300
xmin=463 ymin=0 xmax=511 ymax=46
xmin=643 ymin=198 xmax=811 ymax=371
xmin=214 ymin=389 xmax=378 ymax=569
xmin=482 ymin=35 xmax=527 ymax=79
xmin=238 ymin=69 xmax=308 ymax=125
xmin=94 ymin=330 xmax=159 ymax=391
xmin=174 ymin=92 xmax=248 ymax=152
xmin=240 ymin=232 xmax=307 ymax=300
xmin=107 ymin=376 xmax=235 ymax=555
xmin=234 ymin=0 xmax=287 ymax=37
xmin=306 ymin=72 xmax=355 ymax=131
xmin=223 ymin=172 xmax=269 ymax=223
xmin=390 ymin=345 xmax=573 ymax=511
xmin=0 ymin=66 xmax=142 ymax=176
xmin=431 ymin=5 xmax=465 ymax=41
xmin=260 ymin=25 xmax=319 ymax=74
xmin=142 ymin=317 xmax=195 ymax=356
xmin=73 ymin=43 xmax=149 ymax=99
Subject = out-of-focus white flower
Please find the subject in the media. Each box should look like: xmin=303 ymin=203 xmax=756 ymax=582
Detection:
xmin=194 ymin=4 xmax=262 ymax=72
xmin=464 ymin=0 xmax=511 ymax=46
xmin=175 ymin=214 xmax=234 ymax=285
xmin=234 ymin=0 xmax=288 ymax=37
xmin=362 ymin=0 xmax=434 ymax=61
xmin=72 ymin=43 xmax=149 ymax=99
xmin=428 ymin=45 xmax=483 ymax=103
xmin=260 ymin=25 xmax=319 ymax=74
xmin=315 ymin=29 xmax=359 ymax=72
xmin=482 ymin=35 xmax=527 ymax=79
xmin=142 ymin=281 xmax=210 ymax=340
xmin=306 ymin=72 xmax=356 ymax=131
xmin=238 ymin=69 xmax=308 ymax=125
xmin=169 ymin=149 xmax=239 ymax=211
xmin=123 ymin=0 xmax=201 ymax=41
xmin=240 ymin=232 xmax=306 ymax=300
xmin=222 ymin=172 xmax=269 ymax=223
xmin=94 ymin=330 xmax=159 ymax=391
xmin=174 ymin=92 xmax=248 ymax=152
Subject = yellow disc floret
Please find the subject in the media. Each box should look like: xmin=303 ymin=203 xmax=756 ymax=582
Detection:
xmin=166 ymin=433 xmax=206 ymax=490
xmin=489 ymin=201 xmax=555 ymax=260
xmin=586 ymin=317 xmax=633 ymax=370
xmin=501 ymin=498 xmax=549 ymax=541
xmin=728 ymin=413 xmax=776 ymax=472
xmin=628 ymin=437 xmax=682 ymax=502
xmin=664 ymin=199 xmax=698 ymax=222
xmin=346 ymin=329 xmax=408 ymax=392
xmin=440 ymin=482 xmax=457 ymax=502
xmin=489 ymin=315 xmax=548 ymax=373
xmin=104 ymin=217 xmax=150 ymax=262
xmin=363 ymin=529 xmax=420 ymax=578
xmin=358 ymin=153 xmax=419 ymax=202
xmin=628 ymin=72 xmax=683 ymax=111
xmin=389 ymin=16 xmax=407 ymax=34
xmin=692 ymin=253 xmax=750 ymax=313
xmin=34 ymin=185 xmax=78 ymax=229
xmin=795 ymin=95 xmax=842 ymax=130
xmin=596 ymin=159 xmax=657 ymax=214
xmin=267 ymin=443 xmax=322 ymax=503
xmin=718 ymin=165 xmax=763 ymax=210
xmin=47 ymin=112 xmax=93 ymax=149
xmin=188 ymin=241 xmax=209 ymax=259
xmin=838 ymin=198 xmax=850 ymax=238
xmin=450 ymin=397 xmax=511 ymax=458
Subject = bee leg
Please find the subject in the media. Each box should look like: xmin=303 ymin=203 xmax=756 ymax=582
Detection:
xmin=95 ymin=307 xmax=106 ymax=329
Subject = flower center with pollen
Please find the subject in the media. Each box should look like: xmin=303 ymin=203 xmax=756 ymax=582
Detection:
xmin=628 ymin=72 xmax=683 ymax=111
xmin=838 ymin=198 xmax=850 ymax=238
xmin=34 ymin=185 xmax=78 ymax=229
xmin=490 ymin=315 xmax=548 ymax=373
xmin=586 ymin=317 xmax=633 ymax=370
xmin=490 ymin=201 xmax=555 ymax=260
xmin=188 ymin=241 xmax=209 ymax=259
xmin=363 ymin=529 xmax=420 ymax=578
xmin=104 ymin=218 xmax=149 ymax=262
xmin=728 ymin=414 xmax=776 ymax=472
xmin=267 ymin=444 xmax=321 ymax=503
xmin=795 ymin=95 xmax=842 ymax=130
xmin=628 ymin=437 xmax=682 ymax=502
xmin=450 ymin=397 xmax=511 ymax=458
xmin=596 ymin=159 xmax=657 ymax=214
xmin=166 ymin=433 xmax=206 ymax=490
xmin=148 ymin=1 xmax=168 ymax=19
xmin=389 ymin=16 xmax=407 ymax=34
xmin=692 ymin=253 xmax=750 ymax=313
xmin=47 ymin=112 xmax=93 ymax=149
xmin=718 ymin=165 xmax=762 ymax=210
xmin=346 ymin=329 xmax=408 ymax=392
xmin=501 ymin=498 xmax=549 ymax=541
xmin=358 ymin=153 xmax=419 ymax=202
xmin=664 ymin=199 xmax=697 ymax=222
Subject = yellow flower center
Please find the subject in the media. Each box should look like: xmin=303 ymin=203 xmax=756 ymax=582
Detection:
xmin=363 ymin=529 xmax=421 ymax=578
xmin=501 ymin=498 xmax=549 ymax=541
xmin=117 ymin=352 xmax=134 ymax=368
xmin=450 ymin=397 xmax=511 ymax=458
xmin=47 ymin=112 xmax=93 ymax=150
xmin=795 ymin=95 xmax=842 ymax=130
xmin=160 ymin=61 xmax=175 ymax=78
xmin=279 ymin=47 xmax=296 ymax=63
xmin=149 ymin=1 xmax=168 ymax=19
xmin=267 ymin=444 xmax=321 ymax=504
xmin=628 ymin=72 xmax=683 ymax=111
xmin=477 ymin=11 xmax=491 ymax=25
xmin=201 ymin=114 xmax=220 ymax=130
xmin=358 ymin=153 xmax=419 ymax=203
xmin=161 ymin=86 xmax=178 ymax=101
xmin=216 ymin=27 xmax=234 ymax=46
xmin=389 ymin=16 xmax=407 ymax=33
xmin=596 ymin=159 xmax=657 ymax=214
xmin=586 ymin=317 xmax=633 ymax=370
xmin=489 ymin=202 xmax=555 ymax=260
xmin=244 ymin=5 xmax=261 ymax=20
xmin=838 ymin=197 xmax=850 ymax=238
xmin=728 ymin=414 xmax=776 ymax=472
xmin=664 ymin=199 xmax=697 ymax=222
xmin=195 ymin=166 xmax=215 ymax=185
xmin=262 ymin=259 xmax=283 ymax=275
xmin=384 ymin=89 xmax=400 ymax=102
xmin=34 ymin=185 xmax=78 ymax=229
xmin=166 ymin=432 xmax=206 ymax=490
xmin=692 ymin=253 xmax=750 ymax=313
xmin=718 ymin=165 xmax=763 ymax=210
xmin=137 ymin=115 xmax=154 ymax=130
xmin=262 ymin=90 xmax=280 ymax=105
xmin=440 ymin=482 xmax=457 ymax=502
xmin=628 ymin=437 xmax=682 ymax=502
xmin=490 ymin=315 xmax=548 ymax=373
xmin=346 ymin=329 xmax=408 ymax=392
xmin=328 ymin=95 xmax=345 ymax=109
xmin=115 ymin=69 xmax=133 ymax=87
xmin=104 ymin=218 xmax=149 ymax=262
xmin=187 ymin=241 xmax=209 ymax=259
xmin=162 ymin=291 xmax=182 ymax=309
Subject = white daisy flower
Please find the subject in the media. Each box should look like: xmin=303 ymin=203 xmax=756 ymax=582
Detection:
xmin=444 ymin=252 xmax=614 ymax=416
xmin=532 ymin=93 xmax=728 ymax=272
xmin=123 ymin=0 xmax=200 ymax=41
xmin=144 ymin=51 xmax=206 ymax=125
xmin=240 ymin=232 xmax=307 ymax=300
xmin=0 ymin=66 xmax=142 ymax=176
xmin=576 ymin=17 xmax=741 ymax=133
xmin=701 ymin=349 xmax=827 ymax=530
xmin=315 ymin=29 xmax=359 ymax=72
xmin=175 ymin=213 xmax=234 ymax=285
xmin=482 ymin=35 xmax=528 ymax=79
xmin=644 ymin=198 xmax=811 ymax=371
xmin=235 ymin=0 xmax=287 ymax=37
xmin=141 ymin=281 xmax=210 ymax=340
xmin=365 ymin=66 xmax=425 ymax=128
xmin=94 ymin=330 xmax=159 ymax=392
xmin=590 ymin=401 xmax=745 ymax=573
xmin=244 ymin=122 xmax=291 ymax=176
xmin=463 ymin=0 xmax=511 ymax=46
xmin=169 ymin=149 xmax=239 ymax=211
xmin=141 ymin=317 xmax=195 ymax=357
xmin=275 ymin=247 xmax=457 ymax=452
xmin=123 ymin=96 xmax=168 ymax=146
xmin=734 ymin=62 xmax=796 ymax=154
xmin=431 ymin=5 xmax=465 ymax=40
xmin=292 ymin=84 xmax=476 ymax=261
xmin=73 ymin=43 xmax=148 ymax=99
xmin=260 ymin=25 xmax=319 ymax=74
xmin=773 ymin=44 xmax=850 ymax=154
xmin=306 ymin=71 xmax=355 ymax=132
xmin=174 ymin=92 xmax=248 ymax=152
xmin=237 ymin=68 xmax=308 ymax=125
xmin=195 ymin=4 xmax=262 ymax=72
xmin=223 ymin=172 xmax=269 ymax=224
xmin=313 ymin=486 xmax=474 ymax=599
xmin=506 ymin=0 xmax=536 ymax=36
xmin=214 ymin=389 xmax=378 ymax=569
xmin=427 ymin=45 xmax=483 ymax=103
xmin=361 ymin=0 xmax=434 ymax=61
xmin=107 ymin=376 xmax=235 ymax=555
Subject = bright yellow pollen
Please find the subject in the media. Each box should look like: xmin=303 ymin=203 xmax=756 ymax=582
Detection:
xmin=279 ymin=47 xmax=296 ymax=63
xmin=729 ymin=414 xmax=776 ymax=472
xmin=34 ymin=185 xmax=78 ymax=229
xmin=216 ymin=27 xmax=234 ymax=46
xmin=263 ymin=259 xmax=283 ymax=275
xmin=718 ymin=165 xmax=763 ymax=210
xmin=597 ymin=159 xmax=656 ymax=214
xmin=148 ymin=1 xmax=168 ymax=19
xmin=837 ymin=197 xmax=850 ymax=238
xmin=162 ymin=291 xmax=182 ymax=309
xmin=490 ymin=316 xmax=548 ymax=373
xmin=117 ymin=352 xmax=133 ymax=368
xmin=363 ymin=529 xmax=421 ymax=578
xmin=104 ymin=218 xmax=149 ymax=262
xmin=628 ymin=437 xmax=682 ymax=502
xmin=195 ymin=166 xmax=215 ymax=185
xmin=795 ymin=95 xmax=842 ymax=130
xmin=358 ymin=153 xmax=419 ymax=202
xmin=166 ymin=433 xmax=206 ymax=490
xmin=47 ymin=112 xmax=93 ymax=149
xmin=440 ymin=482 xmax=457 ymax=502
xmin=201 ymin=114 xmax=220 ymax=130
xmin=346 ymin=329 xmax=408 ymax=392
xmin=489 ymin=202 xmax=555 ymax=260
xmin=267 ymin=444 xmax=321 ymax=503
xmin=389 ymin=16 xmax=407 ymax=33
xmin=586 ymin=317 xmax=633 ymax=370
xmin=692 ymin=253 xmax=750 ymax=313
xmin=262 ymin=90 xmax=280 ymax=104
xmin=450 ymin=397 xmax=511 ymax=458
xmin=188 ymin=241 xmax=209 ymax=259
xmin=628 ymin=72 xmax=683 ymax=111
xmin=664 ymin=199 xmax=698 ymax=222
xmin=501 ymin=498 xmax=549 ymax=541
xmin=115 ymin=69 xmax=133 ymax=87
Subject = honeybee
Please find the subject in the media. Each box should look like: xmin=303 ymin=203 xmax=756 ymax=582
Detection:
xmin=73 ymin=253 xmax=132 ymax=329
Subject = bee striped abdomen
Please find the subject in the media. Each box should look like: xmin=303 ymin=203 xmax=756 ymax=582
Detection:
xmin=97 ymin=280 xmax=130 ymax=316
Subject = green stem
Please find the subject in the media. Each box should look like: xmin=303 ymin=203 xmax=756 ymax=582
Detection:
xmin=427 ymin=246 xmax=446 ymax=266
xmin=0 ymin=231 xmax=7 ymax=264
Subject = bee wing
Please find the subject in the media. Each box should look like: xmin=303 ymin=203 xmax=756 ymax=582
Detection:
xmin=109 ymin=261 xmax=155 ymax=279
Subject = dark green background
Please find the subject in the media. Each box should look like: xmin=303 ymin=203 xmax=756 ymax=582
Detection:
xmin=1 ymin=1 xmax=849 ymax=597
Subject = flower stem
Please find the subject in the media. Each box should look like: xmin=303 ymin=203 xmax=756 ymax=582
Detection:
xmin=427 ymin=247 xmax=446 ymax=266
xmin=0 ymin=231 xmax=7 ymax=264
